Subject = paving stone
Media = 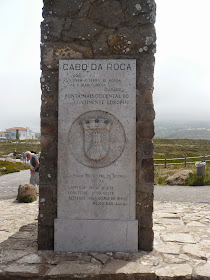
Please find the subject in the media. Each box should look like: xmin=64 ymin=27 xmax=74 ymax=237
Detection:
xmin=16 ymin=253 xmax=42 ymax=264
xmin=194 ymin=263 xmax=210 ymax=279
xmin=155 ymin=264 xmax=192 ymax=278
xmin=89 ymin=253 xmax=111 ymax=264
xmin=1 ymin=199 xmax=210 ymax=279
xmin=157 ymin=213 xmax=181 ymax=219
xmin=162 ymin=233 xmax=195 ymax=243
xmin=182 ymin=244 xmax=208 ymax=259
xmin=51 ymin=252 xmax=91 ymax=264
xmin=47 ymin=261 xmax=101 ymax=276
xmin=0 ymin=250 xmax=29 ymax=264
xmin=101 ymin=260 xmax=156 ymax=276
xmin=163 ymin=253 xmax=190 ymax=264
xmin=157 ymin=218 xmax=184 ymax=225
xmin=154 ymin=242 xmax=181 ymax=254
xmin=137 ymin=251 xmax=161 ymax=266
xmin=187 ymin=221 xmax=205 ymax=227
xmin=166 ymin=224 xmax=188 ymax=233
xmin=4 ymin=264 xmax=50 ymax=276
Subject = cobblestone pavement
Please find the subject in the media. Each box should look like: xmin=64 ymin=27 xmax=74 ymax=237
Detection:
xmin=0 ymin=199 xmax=209 ymax=279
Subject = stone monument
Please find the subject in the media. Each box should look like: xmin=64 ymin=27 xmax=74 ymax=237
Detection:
xmin=55 ymin=59 xmax=137 ymax=251
xmin=39 ymin=0 xmax=156 ymax=252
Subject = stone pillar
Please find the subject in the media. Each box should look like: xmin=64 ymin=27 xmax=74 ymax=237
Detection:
xmin=39 ymin=0 xmax=156 ymax=251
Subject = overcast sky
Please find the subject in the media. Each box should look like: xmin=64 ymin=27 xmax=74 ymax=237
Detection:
xmin=0 ymin=0 xmax=209 ymax=132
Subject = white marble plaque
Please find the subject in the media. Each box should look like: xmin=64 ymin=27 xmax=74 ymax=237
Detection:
xmin=55 ymin=59 xmax=138 ymax=252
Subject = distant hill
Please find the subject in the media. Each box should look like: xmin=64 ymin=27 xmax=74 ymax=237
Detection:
xmin=155 ymin=120 xmax=210 ymax=140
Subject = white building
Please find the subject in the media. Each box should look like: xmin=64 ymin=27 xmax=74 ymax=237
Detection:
xmin=0 ymin=127 xmax=36 ymax=140
xmin=0 ymin=130 xmax=6 ymax=139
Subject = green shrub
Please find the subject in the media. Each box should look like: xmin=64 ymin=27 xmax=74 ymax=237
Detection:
xmin=17 ymin=195 xmax=37 ymax=203
xmin=158 ymin=176 xmax=168 ymax=185
xmin=185 ymin=173 xmax=210 ymax=186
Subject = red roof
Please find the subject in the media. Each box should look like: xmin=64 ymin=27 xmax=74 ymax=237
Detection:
xmin=6 ymin=127 xmax=26 ymax=131
xmin=0 ymin=131 xmax=6 ymax=133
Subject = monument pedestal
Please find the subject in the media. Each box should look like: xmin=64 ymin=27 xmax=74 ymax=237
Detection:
xmin=55 ymin=219 xmax=138 ymax=252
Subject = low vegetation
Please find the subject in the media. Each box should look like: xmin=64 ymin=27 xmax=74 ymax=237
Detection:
xmin=16 ymin=195 xmax=37 ymax=203
xmin=0 ymin=139 xmax=40 ymax=158
xmin=185 ymin=173 xmax=210 ymax=186
xmin=0 ymin=160 xmax=30 ymax=176
xmin=154 ymin=139 xmax=210 ymax=185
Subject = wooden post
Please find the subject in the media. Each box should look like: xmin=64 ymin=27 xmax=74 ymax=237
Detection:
xmin=164 ymin=158 xmax=167 ymax=168
xmin=184 ymin=158 xmax=186 ymax=167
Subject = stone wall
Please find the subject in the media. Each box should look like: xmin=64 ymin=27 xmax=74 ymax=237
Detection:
xmin=39 ymin=0 xmax=156 ymax=251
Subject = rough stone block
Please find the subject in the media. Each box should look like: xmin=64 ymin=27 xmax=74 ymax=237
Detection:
xmin=139 ymin=158 xmax=154 ymax=183
xmin=136 ymin=91 xmax=144 ymax=117
xmin=143 ymin=140 xmax=154 ymax=157
xmin=136 ymin=183 xmax=154 ymax=194
xmin=41 ymin=102 xmax=58 ymax=119
xmin=138 ymin=228 xmax=154 ymax=251
xmin=41 ymin=18 xmax=65 ymax=42
xmin=43 ymin=0 xmax=83 ymax=18
xmin=39 ymin=185 xmax=57 ymax=212
xmin=38 ymin=225 xmax=54 ymax=250
xmin=39 ymin=210 xmax=57 ymax=227
xmin=63 ymin=18 xmax=103 ymax=41
xmin=40 ymin=135 xmax=57 ymax=153
xmin=107 ymin=25 xmax=156 ymax=54
xmin=136 ymin=192 xmax=154 ymax=213
xmin=138 ymin=212 xmax=153 ymax=228
xmin=40 ymin=70 xmax=58 ymax=92
xmin=41 ymin=118 xmax=58 ymax=135
xmin=78 ymin=1 xmax=91 ymax=17
xmin=39 ymin=165 xmax=57 ymax=185
xmin=137 ymin=122 xmax=155 ymax=139
xmin=137 ymin=105 xmax=155 ymax=122
xmin=144 ymin=89 xmax=154 ymax=104
xmin=92 ymin=29 xmax=114 ymax=55
xmin=41 ymin=43 xmax=93 ymax=70
xmin=126 ymin=0 xmax=156 ymax=26
xmin=137 ymin=55 xmax=155 ymax=90
xmin=40 ymin=153 xmax=57 ymax=167
xmin=89 ymin=0 xmax=125 ymax=28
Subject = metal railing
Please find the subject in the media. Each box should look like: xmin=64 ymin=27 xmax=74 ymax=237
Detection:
xmin=154 ymin=155 xmax=210 ymax=168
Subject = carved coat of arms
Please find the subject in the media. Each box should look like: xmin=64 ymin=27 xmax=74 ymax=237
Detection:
xmin=82 ymin=119 xmax=112 ymax=161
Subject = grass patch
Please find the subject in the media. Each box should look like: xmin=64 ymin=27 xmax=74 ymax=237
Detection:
xmin=185 ymin=173 xmax=210 ymax=186
xmin=0 ymin=139 xmax=40 ymax=157
xmin=154 ymin=139 xmax=210 ymax=185
xmin=154 ymin=139 xmax=210 ymax=159
xmin=0 ymin=160 xmax=30 ymax=176
xmin=157 ymin=176 xmax=168 ymax=185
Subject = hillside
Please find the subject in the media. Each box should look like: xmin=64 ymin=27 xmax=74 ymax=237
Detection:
xmin=154 ymin=139 xmax=210 ymax=159
xmin=155 ymin=120 xmax=210 ymax=140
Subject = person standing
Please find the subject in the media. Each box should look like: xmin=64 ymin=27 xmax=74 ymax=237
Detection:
xmin=22 ymin=151 xmax=26 ymax=164
xmin=25 ymin=151 xmax=39 ymax=186
xmin=25 ymin=151 xmax=31 ymax=163
xmin=13 ymin=149 xmax=17 ymax=160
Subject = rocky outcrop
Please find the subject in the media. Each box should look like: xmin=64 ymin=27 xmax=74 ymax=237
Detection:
xmin=17 ymin=184 xmax=37 ymax=203
xmin=166 ymin=170 xmax=193 ymax=185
